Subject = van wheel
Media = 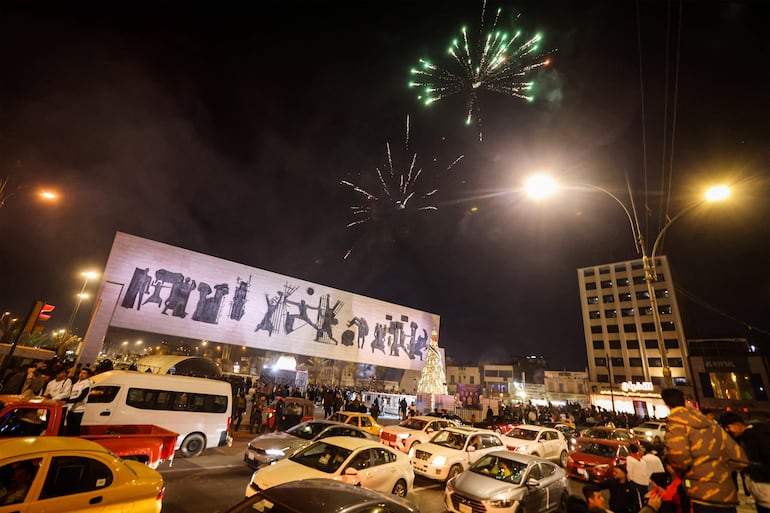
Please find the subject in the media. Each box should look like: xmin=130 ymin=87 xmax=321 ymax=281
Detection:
xmin=447 ymin=464 xmax=463 ymax=481
xmin=559 ymin=450 xmax=569 ymax=468
xmin=392 ymin=479 xmax=408 ymax=497
xmin=180 ymin=433 xmax=206 ymax=457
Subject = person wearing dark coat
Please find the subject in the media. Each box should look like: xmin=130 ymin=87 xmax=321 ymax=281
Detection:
xmin=595 ymin=465 xmax=642 ymax=513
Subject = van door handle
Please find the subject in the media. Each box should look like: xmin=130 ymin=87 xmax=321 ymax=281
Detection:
xmin=89 ymin=496 xmax=103 ymax=504
xmin=100 ymin=410 xmax=111 ymax=416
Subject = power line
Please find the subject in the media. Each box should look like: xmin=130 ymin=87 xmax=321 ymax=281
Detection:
xmin=675 ymin=285 xmax=770 ymax=338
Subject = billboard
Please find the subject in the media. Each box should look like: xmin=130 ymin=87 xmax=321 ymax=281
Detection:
xmin=96 ymin=232 xmax=440 ymax=371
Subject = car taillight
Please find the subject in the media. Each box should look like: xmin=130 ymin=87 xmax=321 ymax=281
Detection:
xmin=227 ymin=416 xmax=232 ymax=432
xmin=156 ymin=486 xmax=165 ymax=501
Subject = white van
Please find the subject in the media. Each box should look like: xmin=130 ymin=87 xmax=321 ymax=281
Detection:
xmin=82 ymin=370 xmax=233 ymax=457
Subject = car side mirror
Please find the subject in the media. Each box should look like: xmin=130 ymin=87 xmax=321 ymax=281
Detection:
xmin=526 ymin=478 xmax=540 ymax=487
xmin=344 ymin=467 xmax=358 ymax=476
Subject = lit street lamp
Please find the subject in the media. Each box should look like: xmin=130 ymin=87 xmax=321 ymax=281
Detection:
xmin=66 ymin=271 xmax=100 ymax=335
xmin=526 ymin=174 xmax=730 ymax=388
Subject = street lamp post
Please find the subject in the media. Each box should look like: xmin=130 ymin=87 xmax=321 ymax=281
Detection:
xmin=526 ymin=175 xmax=730 ymax=388
xmin=66 ymin=271 xmax=99 ymax=335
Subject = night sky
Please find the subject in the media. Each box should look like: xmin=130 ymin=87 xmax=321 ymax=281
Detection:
xmin=1 ymin=1 xmax=769 ymax=370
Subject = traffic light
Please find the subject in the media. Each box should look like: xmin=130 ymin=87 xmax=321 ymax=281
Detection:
xmin=21 ymin=301 xmax=55 ymax=334
xmin=38 ymin=303 xmax=55 ymax=321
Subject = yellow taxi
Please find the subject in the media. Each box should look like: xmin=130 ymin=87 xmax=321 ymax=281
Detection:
xmin=326 ymin=411 xmax=383 ymax=436
xmin=0 ymin=437 xmax=164 ymax=513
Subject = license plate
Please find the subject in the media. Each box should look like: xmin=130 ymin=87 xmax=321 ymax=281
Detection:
xmin=459 ymin=503 xmax=472 ymax=513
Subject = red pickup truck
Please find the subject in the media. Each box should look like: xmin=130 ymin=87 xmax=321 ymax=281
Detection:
xmin=0 ymin=394 xmax=178 ymax=468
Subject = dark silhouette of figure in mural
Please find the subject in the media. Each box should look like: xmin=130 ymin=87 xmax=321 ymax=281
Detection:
xmin=230 ymin=278 xmax=249 ymax=321
xmin=142 ymin=278 xmax=165 ymax=308
xmin=196 ymin=283 xmax=229 ymax=323
xmin=162 ymin=276 xmax=196 ymax=318
xmin=315 ymin=304 xmax=339 ymax=344
xmin=371 ymin=323 xmax=386 ymax=354
xmin=143 ymin=269 xmax=184 ymax=308
xmin=121 ymin=268 xmax=152 ymax=310
xmin=392 ymin=321 xmax=409 ymax=356
xmin=409 ymin=328 xmax=428 ymax=360
xmin=255 ymin=292 xmax=284 ymax=335
xmin=284 ymin=299 xmax=318 ymax=333
xmin=346 ymin=317 xmax=369 ymax=349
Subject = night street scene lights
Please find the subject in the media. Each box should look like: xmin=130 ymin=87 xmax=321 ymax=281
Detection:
xmin=525 ymin=174 xmax=731 ymax=388
xmin=66 ymin=270 xmax=100 ymax=335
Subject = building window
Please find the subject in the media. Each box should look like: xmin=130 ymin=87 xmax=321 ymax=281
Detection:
xmin=591 ymin=326 xmax=603 ymax=334
xmin=636 ymin=291 xmax=650 ymax=300
xmin=601 ymin=280 xmax=613 ymax=288
xmin=619 ymin=292 xmax=632 ymax=302
xmin=609 ymin=340 xmax=621 ymax=349
xmin=603 ymin=295 xmax=615 ymax=303
xmin=597 ymin=374 xmax=609 ymax=383
xmin=627 ymin=340 xmax=640 ymax=349
xmin=604 ymin=309 xmax=617 ymax=318
xmin=584 ymin=269 xmax=595 ymax=277
xmin=656 ymin=273 xmax=665 ymax=281
xmin=617 ymin=277 xmax=629 ymax=286
xmin=655 ymin=289 xmax=670 ymax=299
xmin=648 ymin=358 xmax=663 ymax=367
xmin=629 ymin=358 xmax=642 ymax=367
xmin=607 ymin=325 xmax=619 ymax=333
xmin=673 ymin=377 xmax=688 ymax=386
xmin=615 ymin=265 xmax=627 ymax=272
xmin=614 ymin=375 xmax=627 ymax=384
xmin=621 ymin=308 xmax=634 ymax=317
xmin=633 ymin=276 xmax=646 ymax=285
xmin=664 ymin=339 xmax=679 ymax=349
xmin=585 ymin=282 xmax=597 ymax=290
xmin=595 ymin=357 xmax=607 ymax=367
xmin=599 ymin=267 xmax=610 ymax=274
xmin=611 ymin=357 xmax=624 ymax=367
xmin=632 ymin=375 xmax=646 ymax=382
xmin=623 ymin=323 xmax=637 ymax=333
xmin=641 ymin=322 xmax=656 ymax=332
xmin=661 ymin=321 xmax=676 ymax=331
xmin=639 ymin=306 xmax=653 ymax=316
xmin=450 ymin=375 xmax=455 ymax=384
xmin=631 ymin=262 xmax=644 ymax=270
xmin=587 ymin=296 xmax=599 ymax=305
xmin=593 ymin=340 xmax=605 ymax=350
xmin=669 ymin=358 xmax=683 ymax=367
xmin=470 ymin=376 xmax=474 ymax=384
xmin=589 ymin=311 xmax=601 ymax=319
xmin=658 ymin=305 xmax=673 ymax=315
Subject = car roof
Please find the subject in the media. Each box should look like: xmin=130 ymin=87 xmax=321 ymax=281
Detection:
xmin=0 ymin=436 xmax=112 ymax=457
xmin=234 ymin=479 xmax=419 ymax=513
xmin=486 ymin=450 xmax=554 ymax=465
xmin=444 ymin=425 xmax=497 ymax=435
xmin=336 ymin=411 xmax=372 ymax=418
xmin=511 ymin=424 xmax=553 ymax=432
xmin=576 ymin=438 xmax=625 ymax=446
xmin=314 ymin=436 xmax=388 ymax=450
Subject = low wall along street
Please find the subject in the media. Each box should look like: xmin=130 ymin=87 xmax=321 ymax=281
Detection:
xmin=79 ymin=232 xmax=441 ymax=369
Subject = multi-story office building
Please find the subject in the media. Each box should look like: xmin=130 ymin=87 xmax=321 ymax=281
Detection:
xmin=577 ymin=256 xmax=689 ymax=416
xmin=544 ymin=370 xmax=590 ymax=406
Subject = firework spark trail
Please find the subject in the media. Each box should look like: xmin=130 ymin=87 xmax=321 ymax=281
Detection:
xmin=340 ymin=118 xmax=464 ymax=259
xmin=409 ymin=1 xmax=550 ymax=140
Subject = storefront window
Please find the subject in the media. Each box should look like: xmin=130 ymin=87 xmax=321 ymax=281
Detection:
xmin=707 ymin=372 xmax=754 ymax=400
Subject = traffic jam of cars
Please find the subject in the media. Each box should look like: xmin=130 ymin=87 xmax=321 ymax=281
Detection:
xmin=2 ymin=387 xmax=663 ymax=513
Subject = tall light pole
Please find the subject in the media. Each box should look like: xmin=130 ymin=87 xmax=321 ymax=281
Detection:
xmin=66 ymin=271 xmax=99 ymax=335
xmin=526 ymin=175 xmax=730 ymax=388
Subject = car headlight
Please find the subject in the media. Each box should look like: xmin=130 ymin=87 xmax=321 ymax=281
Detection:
xmin=515 ymin=446 xmax=529 ymax=453
xmin=265 ymin=449 xmax=285 ymax=456
xmin=397 ymin=433 xmax=410 ymax=439
xmin=595 ymin=464 xmax=609 ymax=470
xmin=408 ymin=448 xmax=415 ymax=458
xmin=487 ymin=498 xmax=516 ymax=508
xmin=645 ymin=431 xmax=652 ymax=436
xmin=432 ymin=456 xmax=447 ymax=466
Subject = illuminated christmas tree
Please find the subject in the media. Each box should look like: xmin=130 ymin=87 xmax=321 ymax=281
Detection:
xmin=416 ymin=328 xmax=447 ymax=395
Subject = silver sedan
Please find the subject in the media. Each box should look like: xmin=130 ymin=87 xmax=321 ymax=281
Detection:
xmin=244 ymin=420 xmax=376 ymax=469
xmin=445 ymin=451 xmax=569 ymax=513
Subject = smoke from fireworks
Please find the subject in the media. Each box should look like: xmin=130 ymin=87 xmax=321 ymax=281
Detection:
xmin=409 ymin=1 xmax=551 ymax=140
xmin=341 ymin=116 xmax=464 ymax=259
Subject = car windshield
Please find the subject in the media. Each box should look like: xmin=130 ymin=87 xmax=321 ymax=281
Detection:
xmin=399 ymin=418 xmax=428 ymax=430
xmin=430 ymin=430 xmax=467 ymax=450
xmin=579 ymin=442 xmax=617 ymax=459
xmin=639 ymin=422 xmax=661 ymax=429
xmin=506 ymin=428 xmax=538 ymax=441
xmin=289 ymin=441 xmax=352 ymax=473
xmin=286 ymin=422 xmax=327 ymax=441
xmin=231 ymin=493 xmax=296 ymax=513
xmin=582 ymin=428 xmax=610 ymax=439
xmin=471 ymin=454 xmax=527 ymax=484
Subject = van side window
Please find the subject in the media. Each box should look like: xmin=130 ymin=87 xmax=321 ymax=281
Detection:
xmin=126 ymin=388 xmax=228 ymax=413
xmin=88 ymin=386 xmax=121 ymax=404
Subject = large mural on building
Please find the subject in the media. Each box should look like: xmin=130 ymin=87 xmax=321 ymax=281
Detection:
xmin=101 ymin=233 xmax=440 ymax=371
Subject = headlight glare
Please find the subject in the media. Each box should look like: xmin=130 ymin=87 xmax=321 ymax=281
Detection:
xmin=432 ymin=456 xmax=447 ymax=466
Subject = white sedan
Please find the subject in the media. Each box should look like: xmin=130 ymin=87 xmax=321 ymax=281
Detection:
xmin=246 ymin=436 xmax=414 ymax=498
xmin=502 ymin=425 xmax=570 ymax=467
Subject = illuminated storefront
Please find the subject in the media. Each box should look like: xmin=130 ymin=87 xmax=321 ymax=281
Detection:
xmin=589 ymin=380 xmax=670 ymax=419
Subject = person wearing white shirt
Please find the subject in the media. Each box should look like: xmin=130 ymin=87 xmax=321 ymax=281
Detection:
xmin=626 ymin=444 xmax=651 ymax=497
xmin=44 ymin=370 xmax=73 ymax=401
xmin=65 ymin=369 xmax=93 ymax=436
xmin=641 ymin=447 xmax=665 ymax=475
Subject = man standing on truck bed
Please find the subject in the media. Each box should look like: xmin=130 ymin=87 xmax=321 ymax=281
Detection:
xmin=66 ymin=369 xmax=92 ymax=436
